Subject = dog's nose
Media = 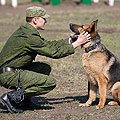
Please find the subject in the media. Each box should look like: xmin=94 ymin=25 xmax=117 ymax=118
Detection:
xmin=69 ymin=23 xmax=74 ymax=31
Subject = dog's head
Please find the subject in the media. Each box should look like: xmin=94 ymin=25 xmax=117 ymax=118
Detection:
xmin=69 ymin=19 xmax=101 ymax=48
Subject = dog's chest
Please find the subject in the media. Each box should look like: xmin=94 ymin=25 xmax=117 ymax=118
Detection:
xmin=82 ymin=51 xmax=108 ymax=75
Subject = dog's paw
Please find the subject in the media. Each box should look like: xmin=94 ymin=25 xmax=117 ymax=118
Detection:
xmin=108 ymin=101 xmax=118 ymax=106
xmin=96 ymin=105 xmax=104 ymax=109
xmin=79 ymin=103 xmax=90 ymax=107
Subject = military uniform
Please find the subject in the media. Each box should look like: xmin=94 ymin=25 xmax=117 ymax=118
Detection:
xmin=0 ymin=22 xmax=75 ymax=96
xmin=0 ymin=6 xmax=77 ymax=113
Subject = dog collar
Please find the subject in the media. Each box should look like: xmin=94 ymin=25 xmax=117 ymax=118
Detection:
xmin=85 ymin=43 xmax=98 ymax=53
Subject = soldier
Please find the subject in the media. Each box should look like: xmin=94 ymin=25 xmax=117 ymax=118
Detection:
xmin=0 ymin=6 xmax=91 ymax=113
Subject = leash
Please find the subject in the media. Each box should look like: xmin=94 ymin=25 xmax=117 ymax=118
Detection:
xmin=9 ymin=69 xmax=25 ymax=103
xmin=17 ymin=69 xmax=21 ymax=88
xmin=15 ymin=69 xmax=24 ymax=103
xmin=0 ymin=67 xmax=24 ymax=103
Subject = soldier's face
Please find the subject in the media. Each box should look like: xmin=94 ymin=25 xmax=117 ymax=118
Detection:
xmin=35 ymin=17 xmax=47 ymax=30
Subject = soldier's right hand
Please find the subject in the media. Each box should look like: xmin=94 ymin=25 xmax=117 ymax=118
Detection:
xmin=72 ymin=31 xmax=91 ymax=48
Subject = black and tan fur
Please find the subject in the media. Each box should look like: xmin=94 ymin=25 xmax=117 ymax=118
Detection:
xmin=70 ymin=19 xmax=120 ymax=109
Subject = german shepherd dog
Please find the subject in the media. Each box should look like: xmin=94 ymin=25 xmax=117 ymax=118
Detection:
xmin=70 ymin=19 xmax=120 ymax=109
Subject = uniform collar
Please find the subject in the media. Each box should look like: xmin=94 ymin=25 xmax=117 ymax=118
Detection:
xmin=22 ymin=23 xmax=40 ymax=35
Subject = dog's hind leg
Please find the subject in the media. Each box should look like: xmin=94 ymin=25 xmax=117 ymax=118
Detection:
xmin=108 ymin=82 xmax=120 ymax=106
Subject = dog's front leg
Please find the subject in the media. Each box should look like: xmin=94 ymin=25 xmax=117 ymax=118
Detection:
xmin=96 ymin=77 xmax=108 ymax=109
xmin=79 ymin=81 xmax=97 ymax=107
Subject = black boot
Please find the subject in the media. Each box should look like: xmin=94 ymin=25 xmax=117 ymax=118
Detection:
xmin=18 ymin=96 xmax=50 ymax=110
xmin=0 ymin=92 xmax=23 ymax=113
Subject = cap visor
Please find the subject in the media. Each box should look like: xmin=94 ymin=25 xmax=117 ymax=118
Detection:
xmin=42 ymin=14 xmax=50 ymax=19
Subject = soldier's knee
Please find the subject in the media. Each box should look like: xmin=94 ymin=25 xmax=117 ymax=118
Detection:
xmin=49 ymin=78 xmax=56 ymax=87
xmin=46 ymin=77 xmax=56 ymax=90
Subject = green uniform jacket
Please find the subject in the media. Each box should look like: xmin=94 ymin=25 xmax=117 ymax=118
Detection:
xmin=0 ymin=23 xmax=75 ymax=68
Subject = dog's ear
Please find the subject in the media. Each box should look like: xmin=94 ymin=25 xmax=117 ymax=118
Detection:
xmin=89 ymin=19 xmax=98 ymax=32
xmin=88 ymin=19 xmax=98 ymax=38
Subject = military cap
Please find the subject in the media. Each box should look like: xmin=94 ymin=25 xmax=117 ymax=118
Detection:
xmin=26 ymin=6 xmax=50 ymax=18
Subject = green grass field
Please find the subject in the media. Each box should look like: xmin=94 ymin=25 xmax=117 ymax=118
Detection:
xmin=0 ymin=0 xmax=120 ymax=119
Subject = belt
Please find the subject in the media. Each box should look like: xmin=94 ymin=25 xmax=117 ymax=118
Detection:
xmin=0 ymin=67 xmax=16 ymax=74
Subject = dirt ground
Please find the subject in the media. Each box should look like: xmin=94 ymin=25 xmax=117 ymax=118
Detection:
xmin=0 ymin=1 xmax=120 ymax=120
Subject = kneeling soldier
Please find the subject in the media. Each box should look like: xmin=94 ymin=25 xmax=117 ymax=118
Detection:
xmin=0 ymin=6 xmax=91 ymax=113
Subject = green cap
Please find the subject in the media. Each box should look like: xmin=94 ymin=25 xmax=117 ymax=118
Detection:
xmin=26 ymin=6 xmax=50 ymax=18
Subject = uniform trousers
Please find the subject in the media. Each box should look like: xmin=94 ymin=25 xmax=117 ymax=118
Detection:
xmin=0 ymin=62 xmax=56 ymax=97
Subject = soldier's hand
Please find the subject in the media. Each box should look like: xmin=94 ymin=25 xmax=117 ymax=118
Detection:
xmin=72 ymin=31 xmax=91 ymax=48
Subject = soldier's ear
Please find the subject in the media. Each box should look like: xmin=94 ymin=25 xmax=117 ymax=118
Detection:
xmin=33 ymin=17 xmax=37 ymax=25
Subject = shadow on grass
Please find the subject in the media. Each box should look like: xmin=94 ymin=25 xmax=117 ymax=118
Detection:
xmin=0 ymin=95 xmax=114 ymax=113
xmin=18 ymin=95 xmax=113 ymax=107
xmin=0 ymin=96 xmax=54 ymax=114
xmin=46 ymin=95 xmax=113 ymax=106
